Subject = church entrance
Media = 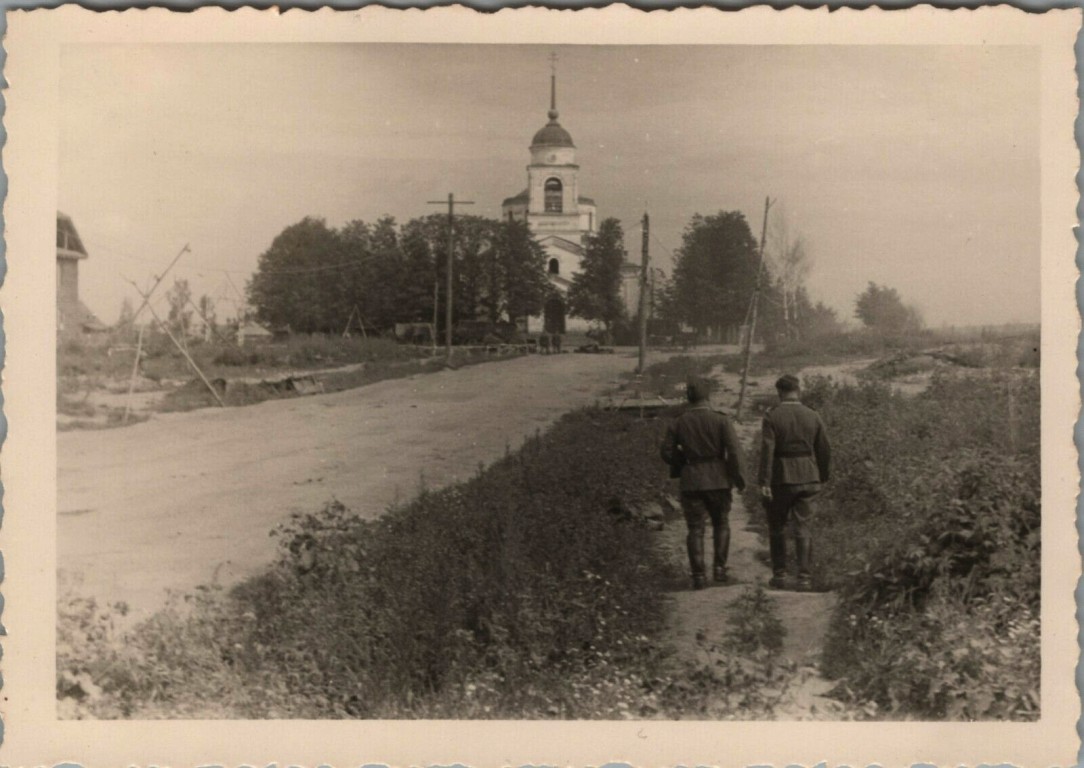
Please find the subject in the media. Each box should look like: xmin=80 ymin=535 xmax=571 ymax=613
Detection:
xmin=543 ymin=296 xmax=566 ymax=335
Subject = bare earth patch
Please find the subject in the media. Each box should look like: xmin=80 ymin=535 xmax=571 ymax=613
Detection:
xmin=58 ymin=351 xmax=653 ymax=621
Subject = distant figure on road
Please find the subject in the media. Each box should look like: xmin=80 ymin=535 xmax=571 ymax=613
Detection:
xmin=552 ymin=332 xmax=562 ymax=354
xmin=660 ymin=377 xmax=746 ymax=590
xmin=758 ymin=374 xmax=832 ymax=591
xmin=538 ymin=332 xmax=552 ymax=355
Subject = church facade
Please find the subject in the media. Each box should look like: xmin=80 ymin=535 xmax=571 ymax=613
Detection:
xmin=502 ymin=72 xmax=641 ymax=335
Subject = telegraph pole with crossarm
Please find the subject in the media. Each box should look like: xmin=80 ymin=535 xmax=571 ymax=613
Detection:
xmin=427 ymin=193 xmax=474 ymax=361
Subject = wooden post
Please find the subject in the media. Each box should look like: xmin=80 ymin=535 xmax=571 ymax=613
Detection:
xmin=736 ymin=196 xmax=772 ymax=421
xmin=432 ymin=276 xmax=439 ymax=349
xmin=356 ymin=305 xmax=368 ymax=340
xmin=122 ymin=324 xmax=146 ymax=424
xmin=445 ymin=193 xmax=454 ymax=360
xmin=128 ymin=280 xmax=226 ymax=408
xmin=428 ymin=194 xmax=474 ymax=362
xmin=130 ymin=244 xmax=190 ymax=323
xmin=637 ymin=212 xmax=650 ymax=374
xmin=147 ymin=301 xmax=226 ymax=408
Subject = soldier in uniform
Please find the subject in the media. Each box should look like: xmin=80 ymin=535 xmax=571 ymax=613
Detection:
xmin=660 ymin=377 xmax=746 ymax=589
xmin=758 ymin=374 xmax=831 ymax=591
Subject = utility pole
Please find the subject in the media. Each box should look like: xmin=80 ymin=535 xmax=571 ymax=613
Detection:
xmin=131 ymin=243 xmax=190 ymax=323
xmin=427 ymin=193 xmax=474 ymax=361
xmin=736 ymin=196 xmax=773 ymax=421
xmin=637 ymin=211 xmax=650 ymax=373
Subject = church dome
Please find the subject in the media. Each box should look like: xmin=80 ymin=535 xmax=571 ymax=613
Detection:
xmin=531 ymin=117 xmax=574 ymax=149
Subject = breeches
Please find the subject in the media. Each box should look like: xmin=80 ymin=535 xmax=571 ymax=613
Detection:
xmin=766 ymin=485 xmax=818 ymax=539
xmin=681 ymin=489 xmax=732 ymax=534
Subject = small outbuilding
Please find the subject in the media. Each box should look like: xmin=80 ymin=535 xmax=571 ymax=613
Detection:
xmin=237 ymin=321 xmax=273 ymax=347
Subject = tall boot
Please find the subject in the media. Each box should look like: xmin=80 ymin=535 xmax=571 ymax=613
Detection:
xmin=768 ymin=533 xmax=787 ymax=589
xmin=712 ymin=523 xmax=731 ymax=583
xmin=687 ymin=529 xmax=707 ymax=590
xmin=796 ymin=537 xmax=813 ymax=591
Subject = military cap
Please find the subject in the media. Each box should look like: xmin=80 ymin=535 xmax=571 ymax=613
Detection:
xmin=775 ymin=374 xmax=801 ymax=393
xmin=686 ymin=376 xmax=713 ymax=403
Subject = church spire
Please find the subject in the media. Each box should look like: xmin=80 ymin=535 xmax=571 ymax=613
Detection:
xmin=548 ymin=52 xmax=559 ymax=121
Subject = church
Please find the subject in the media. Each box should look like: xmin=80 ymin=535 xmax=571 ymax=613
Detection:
xmin=501 ymin=67 xmax=642 ymax=335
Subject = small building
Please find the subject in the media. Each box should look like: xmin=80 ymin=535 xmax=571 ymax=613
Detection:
xmin=56 ymin=212 xmax=107 ymax=337
xmin=237 ymin=321 xmax=273 ymax=347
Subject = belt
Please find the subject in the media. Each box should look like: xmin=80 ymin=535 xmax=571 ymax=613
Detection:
xmin=685 ymin=455 xmax=721 ymax=465
xmin=776 ymin=450 xmax=813 ymax=458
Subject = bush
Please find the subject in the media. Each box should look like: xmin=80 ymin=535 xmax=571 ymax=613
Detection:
xmin=283 ymin=335 xmax=413 ymax=367
xmin=801 ymin=371 xmax=1041 ymax=720
xmin=213 ymin=347 xmax=269 ymax=367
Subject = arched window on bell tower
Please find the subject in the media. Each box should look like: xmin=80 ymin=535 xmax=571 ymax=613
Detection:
xmin=544 ymin=178 xmax=563 ymax=213
xmin=548 ymin=258 xmax=560 ymax=275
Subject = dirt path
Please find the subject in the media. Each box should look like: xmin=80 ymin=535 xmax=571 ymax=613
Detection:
xmin=58 ymin=350 xmax=661 ymax=620
xmin=658 ymin=372 xmax=843 ymax=719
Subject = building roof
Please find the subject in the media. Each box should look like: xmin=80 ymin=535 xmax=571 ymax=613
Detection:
xmin=502 ymin=189 xmax=530 ymax=207
xmin=501 ymin=190 xmax=596 ymax=208
xmin=239 ymin=322 xmax=273 ymax=337
xmin=537 ymin=235 xmax=585 ymax=255
xmin=58 ymin=300 xmax=107 ymax=334
xmin=57 ymin=211 xmax=89 ymax=260
xmin=531 ymin=119 xmax=575 ymax=149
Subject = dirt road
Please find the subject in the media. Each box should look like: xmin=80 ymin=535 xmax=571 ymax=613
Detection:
xmin=659 ymin=369 xmax=842 ymax=719
xmin=58 ymin=350 xmax=662 ymax=619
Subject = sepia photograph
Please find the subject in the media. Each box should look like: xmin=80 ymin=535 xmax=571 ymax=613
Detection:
xmin=3 ymin=5 xmax=1080 ymax=766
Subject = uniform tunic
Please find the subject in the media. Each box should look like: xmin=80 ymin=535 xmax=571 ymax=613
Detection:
xmin=758 ymin=401 xmax=831 ymax=488
xmin=661 ymin=404 xmax=746 ymax=492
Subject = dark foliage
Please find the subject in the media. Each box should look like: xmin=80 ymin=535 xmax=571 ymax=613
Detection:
xmin=248 ymin=214 xmax=550 ymax=337
xmin=568 ymin=218 xmax=629 ymax=332
xmin=799 ymin=372 xmax=1041 ymax=720
xmin=669 ymin=211 xmax=760 ymax=337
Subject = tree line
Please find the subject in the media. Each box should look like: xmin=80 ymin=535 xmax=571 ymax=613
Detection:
xmin=245 ymin=209 xmax=919 ymax=341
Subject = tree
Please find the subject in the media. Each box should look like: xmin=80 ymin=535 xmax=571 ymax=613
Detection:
xmin=568 ymin=217 xmax=628 ymax=332
xmin=248 ymin=217 xmax=347 ymax=334
xmin=166 ymin=278 xmax=193 ymax=337
xmin=854 ymin=282 xmax=923 ymax=334
xmin=248 ymin=213 xmax=550 ymax=337
xmin=117 ymin=296 xmax=136 ymax=330
xmin=804 ymin=299 xmax=844 ymax=339
xmin=670 ymin=211 xmax=760 ymax=339
xmin=197 ymin=294 xmax=217 ymax=341
xmin=496 ymin=219 xmax=550 ymax=324
xmin=766 ymin=206 xmax=813 ymax=341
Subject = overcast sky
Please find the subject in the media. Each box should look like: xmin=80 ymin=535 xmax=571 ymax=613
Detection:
xmin=59 ymin=43 xmax=1039 ymax=327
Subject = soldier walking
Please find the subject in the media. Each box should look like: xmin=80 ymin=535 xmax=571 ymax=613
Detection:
xmin=758 ymin=374 xmax=831 ymax=591
xmin=660 ymin=377 xmax=746 ymax=590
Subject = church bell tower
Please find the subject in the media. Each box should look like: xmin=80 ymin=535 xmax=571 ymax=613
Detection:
xmin=502 ymin=58 xmax=597 ymax=293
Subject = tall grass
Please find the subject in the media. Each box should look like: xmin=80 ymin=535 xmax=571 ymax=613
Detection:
xmin=784 ymin=371 xmax=1042 ymax=720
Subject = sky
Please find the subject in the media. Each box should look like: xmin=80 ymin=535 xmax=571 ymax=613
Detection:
xmin=59 ymin=43 xmax=1040 ymax=327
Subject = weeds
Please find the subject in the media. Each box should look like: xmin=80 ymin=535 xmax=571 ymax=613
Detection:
xmin=787 ymin=371 xmax=1041 ymax=720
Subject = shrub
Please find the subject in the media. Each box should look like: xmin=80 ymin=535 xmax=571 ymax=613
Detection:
xmin=213 ymin=347 xmax=268 ymax=367
xmin=802 ymin=371 xmax=1041 ymax=720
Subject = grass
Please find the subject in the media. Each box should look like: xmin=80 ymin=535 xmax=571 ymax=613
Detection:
xmin=60 ymin=332 xmax=522 ymax=419
xmin=59 ymin=333 xmax=426 ymax=384
xmin=742 ymin=370 xmax=1040 ymax=720
xmin=730 ymin=330 xmax=1041 ymax=720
